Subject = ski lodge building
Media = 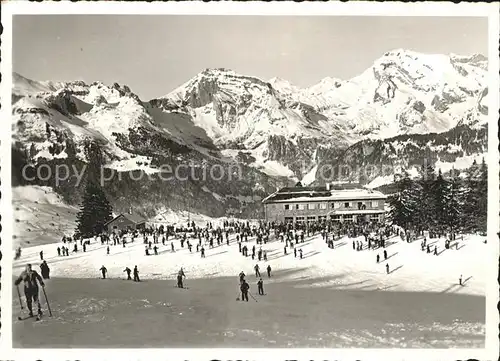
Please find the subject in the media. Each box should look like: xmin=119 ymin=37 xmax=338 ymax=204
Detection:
xmin=104 ymin=213 xmax=147 ymax=233
xmin=262 ymin=184 xmax=387 ymax=224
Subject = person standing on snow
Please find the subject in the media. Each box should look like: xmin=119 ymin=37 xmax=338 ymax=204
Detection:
xmin=254 ymin=264 xmax=261 ymax=278
xmin=257 ymin=278 xmax=264 ymax=295
xmin=240 ymin=279 xmax=250 ymax=302
xmin=100 ymin=265 xmax=107 ymax=279
xmin=133 ymin=265 xmax=140 ymax=282
xmin=14 ymin=264 xmax=45 ymax=317
xmin=266 ymin=265 xmax=272 ymax=278
xmin=124 ymin=267 xmax=132 ymax=280
xmin=177 ymin=267 xmax=186 ymax=288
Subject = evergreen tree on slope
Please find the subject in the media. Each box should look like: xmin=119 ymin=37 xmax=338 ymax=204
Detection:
xmin=76 ymin=182 xmax=113 ymax=238
xmin=433 ymin=169 xmax=450 ymax=233
xmin=445 ymin=168 xmax=465 ymax=235
xmin=416 ymin=161 xmax=436 ymax=232
xmin=462 ymin=160 xmax=481 ymax=232
xmin=389 ymin=171 xmax=420 ymax=230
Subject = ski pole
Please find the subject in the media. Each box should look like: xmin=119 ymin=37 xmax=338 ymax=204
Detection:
xmin=249 ymin=291 xmax=258 ymax=303
xmin=16 ymin=285 xmax=24 ymax=310
xmin=42 ymin=286 xmax=53 ymax=317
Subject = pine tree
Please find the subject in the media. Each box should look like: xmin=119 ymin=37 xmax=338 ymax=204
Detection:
xmin=476 ymin=158 xmax=487 ymax=232
xmin=433 ymin=169 xmax=449 ymax=232
xmin=75 ymin=182 xmax=113 ymax=238
xmin=462 ymin=160 xmax=482 ymax=232
xmin=416 ymin=160 xmax=436 ymax=232
xmin=445 ymin=168 xmax=464 ymax=235
xmin=389 ymin=171 xmax=420 ymax=230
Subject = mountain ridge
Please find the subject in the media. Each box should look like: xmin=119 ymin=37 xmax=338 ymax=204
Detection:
xmin=11 ymin=49 xmax=489 ymax=217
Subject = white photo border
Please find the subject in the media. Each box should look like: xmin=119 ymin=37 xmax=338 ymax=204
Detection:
xmin=0 ymin=1 xmax=498 ymax=360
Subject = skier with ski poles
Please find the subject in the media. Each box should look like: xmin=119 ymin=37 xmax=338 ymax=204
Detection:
xmin=14 ymin=264 xmax=45 ymax=318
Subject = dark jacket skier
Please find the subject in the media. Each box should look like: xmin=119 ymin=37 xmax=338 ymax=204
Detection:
xmin=40 ymin=261 xmax=50 ymax=279
xmin=124 ymin=267 xmax=132 ymax=280
xmin=240 ymin=280 xmax=250 ymax=302
xmin=177 ymin=268 xmax=185 ymax=288
xmin=133 ymin=265 xmax=140 ymax=282
xmin=100 ymin=265 xmax=107 ymax=279
xmin=257 ymin=278 xmax=264 ymax=295
xmin=266 ymin=265 xmax=271 ymax=278
xmin=15 ymin=264 xmax=45 ymax=317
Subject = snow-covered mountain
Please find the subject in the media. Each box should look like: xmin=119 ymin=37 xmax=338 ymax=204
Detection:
xmin=11 ymin=49 xmax=488 ymax=217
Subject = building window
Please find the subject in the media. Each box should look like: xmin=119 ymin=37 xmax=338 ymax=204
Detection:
xmin=331 ymin=215 xmax=340 ymax=221
xmin=371 ymin=200 xmax=379 ymax=208
xmin=307 ymin=216 xmax=316 ymax=222
xmin=297 ymin=204 xmax=305 ymax=210
xmin=296 ymin=216 xmax=305 ymax=223
xmin=371 ymin=214 xmax=379 ymax=222
xmin=318 ymin=215 xmax=327 ymax=221
xmin=285 ymin=217 xmax=294 ymax=223
xmin=308 ymin=203 xmax=316 ymax=210
xmin=284 ymin=204 xmax=290 ymax=210
xmin=332 ymin=202 xmax=341 ymax=209
xmin=319 ymin=203 xmax=327 ymax=210
xmin=344 ymin=215 xmax=353 ymax=222
xmin=344 ymin=202 xmax=350 ymax=208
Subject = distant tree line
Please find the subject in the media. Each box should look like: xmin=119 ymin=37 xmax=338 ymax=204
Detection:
xmin=389 ymin=159 xmax=487 ymax=235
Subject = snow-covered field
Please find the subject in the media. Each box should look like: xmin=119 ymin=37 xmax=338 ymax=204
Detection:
xmin=12 ymin=185 xmax=488 ymax=296
xmin=13 ymin=227 xmax=487 ymax=297
xmin=11 ymin=187 xmax=489 ymax=348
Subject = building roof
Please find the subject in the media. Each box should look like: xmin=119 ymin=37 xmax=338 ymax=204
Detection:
xmin=104 ymin=213 xmax=147 ymax=227
xmin=262 ymin=186 xmax=387 ymax=203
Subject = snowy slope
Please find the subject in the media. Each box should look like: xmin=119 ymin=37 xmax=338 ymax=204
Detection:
xmin=13 ymin=229 xmax=487 ymax=297
xmin=12 ymin=186 xmax=79 ymax=248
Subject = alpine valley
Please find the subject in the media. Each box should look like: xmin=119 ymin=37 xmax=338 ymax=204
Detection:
xmin=11 ymin=49 xmax=488 ymax=218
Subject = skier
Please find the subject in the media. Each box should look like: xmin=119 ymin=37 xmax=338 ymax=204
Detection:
xmin=133 ymin=265 xmax=140 ymax=282
xmin=267 ymin=265 xmax=272 ymax=278
xmin=154 ymin=245 xmax=158 ymax=255
xmin=124 ymin=267 xmax=132 ymax=280
xmin=57 ymin=246 xmax=61 ymax=257
xmin=39 ymin=250 xmax=43 ymax=261
xmin=376 ymin=254 xmax=380 ymax=263
xmin=171 ymin=242 xmax=175 ymax=252
xmin=434 ymin=246 xmax=438 ymax=256
xmin=257 ymin=278 xmax=264 ymax=295
xmin=299 ymin=249 xmax=303 ymax=259
xmin=40 ymin=260 xmax=50 ymax=279
xmin=100 ymin=265 xmax=107 ymax=279
xmin=294 ymin=248 xmax=297 ymax=258
xmin=239 ymin=271 xmax=246 ymax=284
xmin=177 ymin=267 xmax=186 ymax=288
xmin=240 ymin=279 xmax=250 ymax=302
xmin=14 ymin=264 xmax=45 ymax=318
xmin=107 ymin=246 xmax=110 ymax=255
xmin=254 ymin=264 xmax=261 ymax=278
xmin=263 ymin=251 xmax=268 ymax=262
xmin=459 ymin=274 xmax=463 ymax=286
xmin=201 ymin=246 xmax=206 ymax=258
xmin=383 ymin=250 xmax=387 ymax=260
xmin=386 ymin=263 xmax=389 ymax=274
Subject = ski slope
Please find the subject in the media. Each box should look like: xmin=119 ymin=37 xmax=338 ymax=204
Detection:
xmin=13 ymin=230 xmax=487 ymax=297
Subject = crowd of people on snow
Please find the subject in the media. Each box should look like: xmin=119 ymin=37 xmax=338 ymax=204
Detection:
xmin=14 ymin=215 xmax=473 ymax=309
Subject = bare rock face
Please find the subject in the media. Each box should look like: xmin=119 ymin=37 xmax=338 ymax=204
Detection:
xmin=46 ymin=90 xmax=80 ymax=116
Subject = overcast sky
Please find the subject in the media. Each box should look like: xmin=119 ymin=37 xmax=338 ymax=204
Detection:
xmin=13 ymin=15 xmax=488 ymax=99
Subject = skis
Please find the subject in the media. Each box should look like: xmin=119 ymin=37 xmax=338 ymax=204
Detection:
xmin=17 ymin=313 xmax=41 ymax=322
